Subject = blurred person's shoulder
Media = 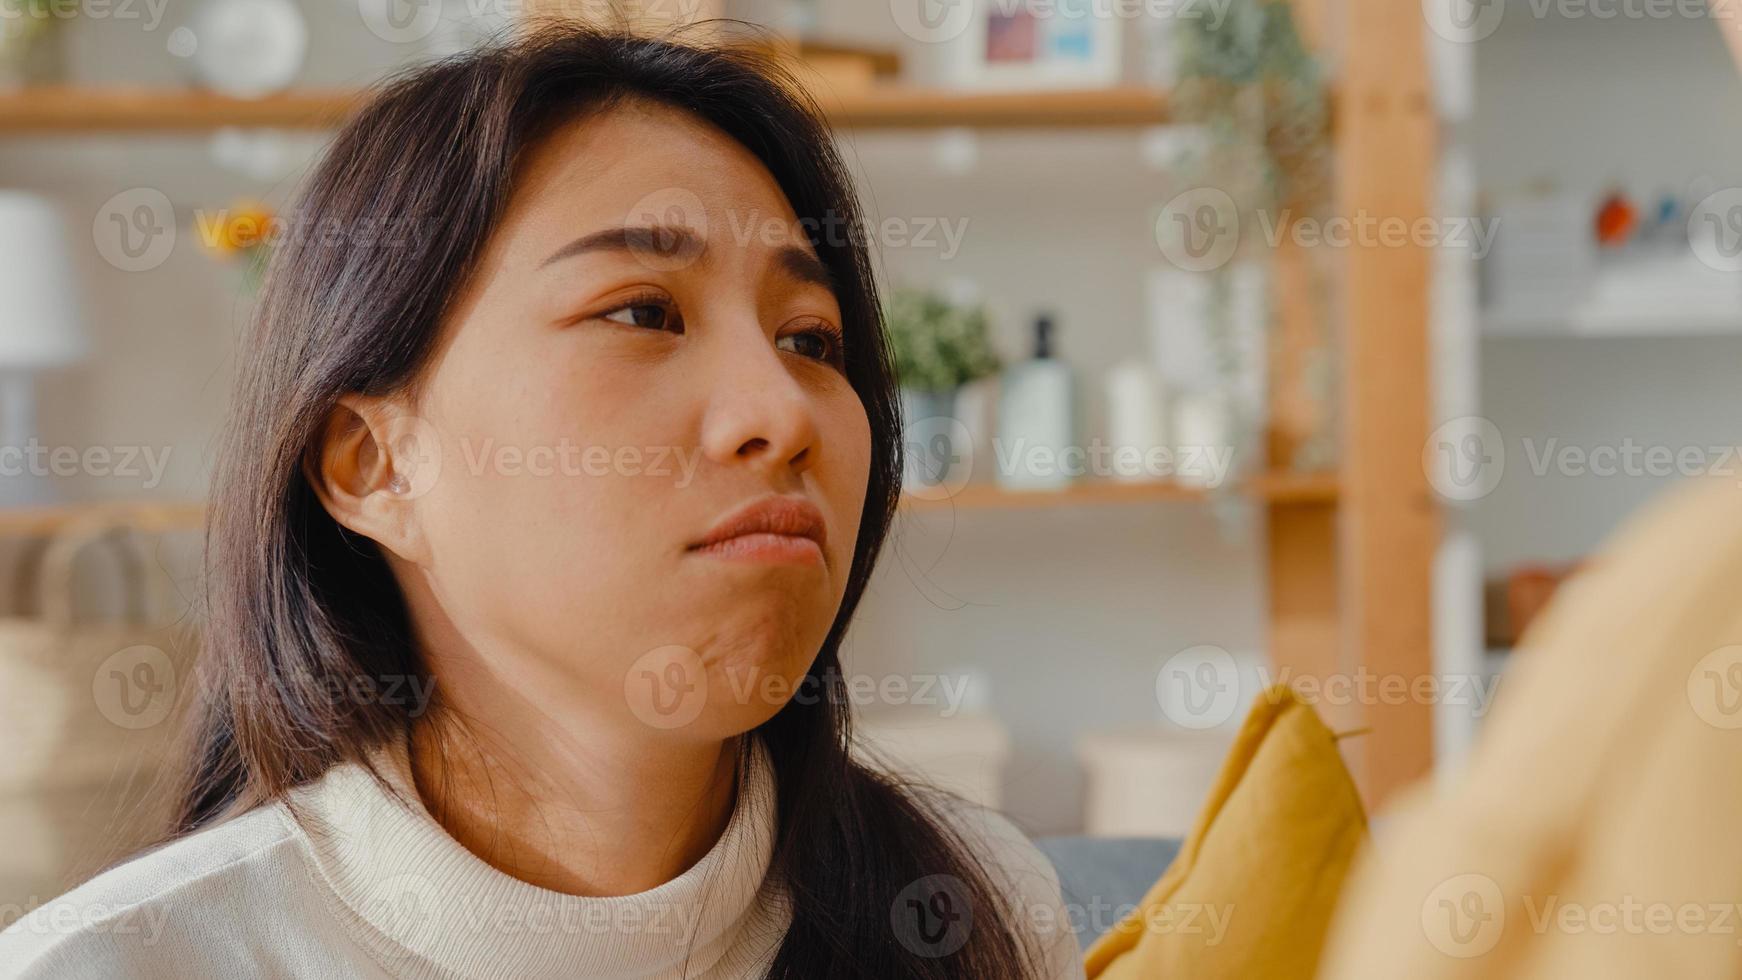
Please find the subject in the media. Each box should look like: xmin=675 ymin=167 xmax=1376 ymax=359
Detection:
xmin=921 ymin=790 xmax=1086 ymax=979
xmin=0 ymin=801 xmax=353 ymax=979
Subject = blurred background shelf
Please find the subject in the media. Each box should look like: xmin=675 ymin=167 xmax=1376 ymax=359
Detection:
xmin=0 ymin=501 xmax=206 ymax=537
xmin=898 ymin=471 xmax=1340 ymax=511
xmin=0 ymin=85 xmax=1173 ymax=135
xmin=0 ymin=88 xmax=364 ymax=133
xmin=1484 ymin=306 xmax=1742 ymax=338
xmin=0 ymin=472 xmax=1339 ymax=537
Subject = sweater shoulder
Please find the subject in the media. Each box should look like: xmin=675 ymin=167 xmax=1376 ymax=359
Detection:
xmin=0 ymin=803 xmax=303 ymax=978
xmin=922 ymin=793 xmax=1085 ymax=979
xmin=929 ymin=793 xmax=1061 ymax=896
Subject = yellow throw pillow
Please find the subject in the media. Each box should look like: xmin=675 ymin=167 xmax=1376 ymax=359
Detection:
xmin=1085 ymin=685 xmax=1368 ymax=979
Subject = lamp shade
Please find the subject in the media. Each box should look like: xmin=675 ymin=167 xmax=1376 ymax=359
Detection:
xmin=0 ymin=191 xmax=89 ymax=369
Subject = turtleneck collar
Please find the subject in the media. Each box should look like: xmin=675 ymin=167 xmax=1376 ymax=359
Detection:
xmin=279 ymin=732 xmax=786 ymax=979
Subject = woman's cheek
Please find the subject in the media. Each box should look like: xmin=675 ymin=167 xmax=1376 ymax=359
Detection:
xmin=825 ymin=396 xmax=873 ymax=576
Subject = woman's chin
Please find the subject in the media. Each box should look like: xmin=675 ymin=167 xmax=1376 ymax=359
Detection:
xmin=619 ymin=631 xmax=821 ymax=738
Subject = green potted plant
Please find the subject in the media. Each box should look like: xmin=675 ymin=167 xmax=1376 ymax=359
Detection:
xmin=883 ymin=287 xmax=1001 ymax=492
xmin=0 ymin=0 xmax=71 ymax=89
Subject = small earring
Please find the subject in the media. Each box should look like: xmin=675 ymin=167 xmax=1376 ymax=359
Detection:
xmin=388 ymin=473 xmax=410 ymax=494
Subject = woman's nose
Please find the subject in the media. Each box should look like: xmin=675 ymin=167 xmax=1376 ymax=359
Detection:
xmin=697 ymin=324 xmax=821 ymax=478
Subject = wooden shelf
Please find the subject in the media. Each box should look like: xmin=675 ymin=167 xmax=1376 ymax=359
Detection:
xmin=899 ymin=470 xmax=1339 ymax=511
xmin=0 ymin=501 xmax=206 ymax=538
xmin=818 ymin=85 xmax=1170 ymax=130
xmin=0 ymin=88 xmax=365 ymax=133
xmin=0 ymin=84 xmax=1170 ymax=135
xmin=0 ymin=473 xmax=1335 ymax=536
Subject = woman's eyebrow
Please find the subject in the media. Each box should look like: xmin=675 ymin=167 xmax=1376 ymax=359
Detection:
xmin=540 ymin=224 xmax=705 ymax=267
xmin=776 ymin=245 xmax=834 ymax=291
xmin=540 ymin=225 xmax=832 ymax=291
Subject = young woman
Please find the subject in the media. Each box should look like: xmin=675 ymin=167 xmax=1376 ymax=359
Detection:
xmin=0 ymin=22 xmax=1081 ymax=980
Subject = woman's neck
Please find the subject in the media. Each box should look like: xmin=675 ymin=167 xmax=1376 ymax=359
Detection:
xmin=408 ymin=713 xmax=741 ymax=897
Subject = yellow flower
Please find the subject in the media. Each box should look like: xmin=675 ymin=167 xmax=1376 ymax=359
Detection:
xmin=201 ymin=200 xmax=277 ymax=258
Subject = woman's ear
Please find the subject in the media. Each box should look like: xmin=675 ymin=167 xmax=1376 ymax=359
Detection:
xmin=303 ymin=393 xmax=437 ymax=565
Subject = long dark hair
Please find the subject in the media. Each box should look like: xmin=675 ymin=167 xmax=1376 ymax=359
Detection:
xmin=169 ymin=20 xmax=1043 ymax=980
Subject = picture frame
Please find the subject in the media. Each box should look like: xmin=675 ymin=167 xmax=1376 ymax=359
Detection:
xmin=943 ymin=2 xmax=1123 ymax=90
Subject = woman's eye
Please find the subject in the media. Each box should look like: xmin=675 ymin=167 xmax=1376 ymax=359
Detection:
xmin=601 ymin=302 xmax=679 ymax=332
xmin=777 ymin=327 xmax=841 ymax=363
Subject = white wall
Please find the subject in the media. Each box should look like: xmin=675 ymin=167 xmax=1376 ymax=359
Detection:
xmin=1472 ymin=336 xmax=1742 ymax=568
xmin=1470 ymin=4 xmax=1742 ymax=571
xmin=1474 ymin=3 xmax=1742 ymax=199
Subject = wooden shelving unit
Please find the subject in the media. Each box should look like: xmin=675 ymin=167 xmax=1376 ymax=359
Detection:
xmin=0 ymin=85 xmax=1170 ymax=135
xmin=0 ymin=471 xmax=1336 ymax=538
xmin=0 ymin=0 xmax=1438 ymax=807
xmin=899 ymin=470 xmax=1338 ymax=511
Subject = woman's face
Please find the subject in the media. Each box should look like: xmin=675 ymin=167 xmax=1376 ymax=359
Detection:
xmin=363 ymin=101 xmax=871 ymax=743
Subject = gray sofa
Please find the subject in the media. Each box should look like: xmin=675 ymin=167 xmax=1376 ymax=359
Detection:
xmin=1035 ymin=837 xmax=1182 ymax=950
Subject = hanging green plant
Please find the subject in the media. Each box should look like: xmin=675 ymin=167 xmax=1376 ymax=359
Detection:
xmin=0 ymin=0 xmax=73 ymax=87
xmin=1166 ymin=0 xmax=1336 ymax=474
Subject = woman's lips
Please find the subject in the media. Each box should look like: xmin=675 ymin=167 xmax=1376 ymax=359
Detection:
xmin=688 ymin=531 xmax=825 ymax=565
xmin=687 ymin=493 xmax=828 ymax=566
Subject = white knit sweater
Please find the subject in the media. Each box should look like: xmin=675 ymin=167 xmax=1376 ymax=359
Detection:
xmin=0 ymin=735 xmax=1084 ymax=979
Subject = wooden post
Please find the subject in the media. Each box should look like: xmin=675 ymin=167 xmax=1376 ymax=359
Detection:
xmin=1335 ymin=0 xmax=1440 ymax=806
xmin=1266 ymin=224 xmax=1350 ymax=730
xmin=1266 ymin=0 xmax=1349 ymax=776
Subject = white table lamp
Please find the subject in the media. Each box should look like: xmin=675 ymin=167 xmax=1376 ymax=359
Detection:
xmin=0 ymin=191 xmax=90 ymax=507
